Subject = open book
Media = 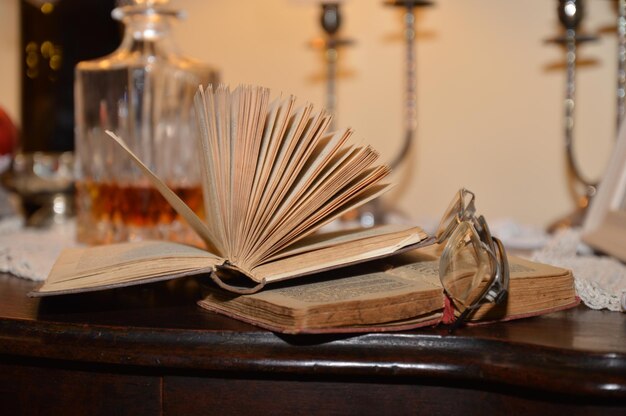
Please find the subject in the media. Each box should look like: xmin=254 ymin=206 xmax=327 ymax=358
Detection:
xmin=31 ymin=84 xmax=430 ymax=297
xmin=198 ymin=248 xmax=578 ymax=334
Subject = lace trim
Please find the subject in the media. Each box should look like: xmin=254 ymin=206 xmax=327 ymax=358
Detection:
xmin=0 ymin=217 xmax=77 ymax=282
xmin=531 ymin=228 xmax=626 ymax=312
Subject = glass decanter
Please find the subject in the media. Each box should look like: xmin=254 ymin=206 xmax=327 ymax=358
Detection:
xmin=74 ymin=0 xmax=218 ymax=245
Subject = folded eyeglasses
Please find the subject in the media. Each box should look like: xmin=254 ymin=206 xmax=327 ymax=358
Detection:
xmin=435 ymin=188 xmax=509 ymax=331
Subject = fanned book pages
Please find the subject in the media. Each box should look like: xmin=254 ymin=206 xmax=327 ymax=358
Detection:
xmin=31 ymin=84 xmax=430 ymax=297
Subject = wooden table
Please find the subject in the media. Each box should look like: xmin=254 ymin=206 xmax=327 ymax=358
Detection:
xmin=1 ymin=272 xmax=625 ymax=415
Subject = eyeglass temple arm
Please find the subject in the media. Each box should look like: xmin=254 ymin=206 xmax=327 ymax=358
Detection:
xmin=447 ymin=307 xmax=473 ymax=333
xmin=492 ymin=237 xmax=510 ymax=302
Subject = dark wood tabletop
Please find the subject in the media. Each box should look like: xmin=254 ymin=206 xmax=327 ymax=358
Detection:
xmin=1 ymin=272 xmax=626 ymax=415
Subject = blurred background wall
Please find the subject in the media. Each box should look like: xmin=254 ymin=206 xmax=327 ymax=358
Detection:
xmin=0 ymin=0 xmax=619 ymax=228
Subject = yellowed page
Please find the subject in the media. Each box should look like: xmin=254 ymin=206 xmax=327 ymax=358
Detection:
xmin=231 ymin=86 xmax=270 ymax=262
xmin=263 ymin=146 xmax=381 ymax=245
xmin=266 ymin=128 xmax=353 ymax=222
xmin=253 ymin=109 xmax=331 ymax=219
xmin=195 ymin=85 xmax=227 ymax=254
xmin=286 ymin=145 xmax=375 ymax=215
xmin=250 ymin=224 xmax=428 ymax=282
xmin=239 ymin=97 xmax=287 ymax=252
xmin=33 ymin=240 xmax=222 ymax=295
xmin=239 ymin=129 xmax=376 ymax=266
xmin=256 ymin=142 xmax=363 ymax=250
xmin=216 ymin=85 xmax=234 ymax=257
xmin=237 ymin=96 xmax=297 ymax=258
xmin=248 ymin=168 xmax=391 ymax=266
xmin=240 ymin=109 xmax=332 ymax=258
xmin=268 ymin=224 xmax=423 ymax=261
xmin=240 ymin=104 xmax=313 ymax=248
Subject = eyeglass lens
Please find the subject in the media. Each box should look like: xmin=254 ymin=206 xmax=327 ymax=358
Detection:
xmin=439 ymin=221 xmax=495 ymax=310
xmin=435 ymin=188 xmax=474 ymax=242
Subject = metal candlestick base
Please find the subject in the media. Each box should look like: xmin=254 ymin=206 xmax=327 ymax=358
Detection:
xmin=547 ymin=203 xmax=588 ymax=233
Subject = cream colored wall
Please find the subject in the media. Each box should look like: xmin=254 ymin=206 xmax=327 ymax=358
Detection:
xmin=0 ymin=0 xmax=619 ymax=228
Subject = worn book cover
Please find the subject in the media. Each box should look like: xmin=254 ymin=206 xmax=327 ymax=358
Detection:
xmin=198 ymin=248 xmax=578 ymax=334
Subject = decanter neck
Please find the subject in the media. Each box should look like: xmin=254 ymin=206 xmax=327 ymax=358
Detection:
xmin=113 ymin=4 xmax=182 ymax=54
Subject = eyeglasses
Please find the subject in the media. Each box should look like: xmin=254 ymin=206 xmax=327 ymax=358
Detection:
xmin=435 ymin=188 xmax=509 ymax=331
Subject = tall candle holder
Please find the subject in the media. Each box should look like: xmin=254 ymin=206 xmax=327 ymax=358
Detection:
xmin=310 ymin=2 xmax=354 ymax=131
xmin=545 ymin=0 xmax=600 ymax=230
xmin=384 ymin=0 xmax=433 ymax=170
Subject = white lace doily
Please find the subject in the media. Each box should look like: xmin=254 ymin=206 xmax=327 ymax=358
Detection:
xmin=0 ymin=217 xmax=78 ymax=281
xmin=531 ymin=228 xmax=626 ymax=312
